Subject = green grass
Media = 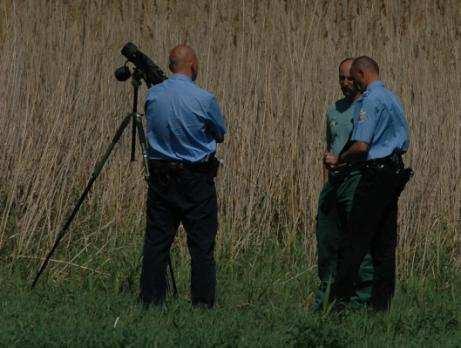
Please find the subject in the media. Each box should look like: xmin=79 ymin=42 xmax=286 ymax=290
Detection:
xmin=1 ymin=243 xmax=459 ymax=347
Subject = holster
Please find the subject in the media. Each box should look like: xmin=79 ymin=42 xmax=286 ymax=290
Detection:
xmin=364 ymin=152 xmax=414 ymax=196
xmin=394 ymin=167 xmax=414 ymax=196
xmin=207 ymin=157 xmax=221 ymax=178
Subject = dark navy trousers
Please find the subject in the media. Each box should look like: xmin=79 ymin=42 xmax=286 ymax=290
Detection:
xmin=140 ymin=161 xmax=218 ymax=307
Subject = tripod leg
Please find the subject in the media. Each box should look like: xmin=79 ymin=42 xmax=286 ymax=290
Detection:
xmin=131 ymin=118 xmax=136 ymax=162
xmin=31 ymin=113 xmax=133 ymax=289
xmin=133 ymin=113 xmax=150 ymax=180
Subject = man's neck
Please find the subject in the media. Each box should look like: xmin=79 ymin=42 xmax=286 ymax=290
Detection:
xmin=172 ymin=70 xmax=192 ymax=79
xmin=345 ymin=92 xmax=362 ymax=103
xmin=364 ymin=75 xmax=379 ymax=89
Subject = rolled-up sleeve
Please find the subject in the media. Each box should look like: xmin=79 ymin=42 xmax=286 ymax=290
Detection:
xmin=205 ymin=95 xmax=227 ymax=143
xmin=351 ymin=97 xmax=379 ymax=144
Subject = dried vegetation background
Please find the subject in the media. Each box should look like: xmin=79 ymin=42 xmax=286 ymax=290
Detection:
xmin=0 ymin=0 xmax=459 ymax=277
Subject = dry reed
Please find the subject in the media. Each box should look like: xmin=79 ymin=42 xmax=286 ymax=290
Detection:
xmin=0 ymin=0 xmax=459 ymax=277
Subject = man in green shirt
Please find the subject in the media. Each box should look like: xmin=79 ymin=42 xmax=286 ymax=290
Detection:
xmin=314 ymin=58 xmax=373 ymax=310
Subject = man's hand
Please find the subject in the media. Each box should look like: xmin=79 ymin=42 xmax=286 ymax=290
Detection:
xmin=205 ymin=123 xmax=225 ymax=143
xmin=339 ymin=141 xmax=369 ymax=164
xmin=324 ymin=151 xmax=339 ymax=169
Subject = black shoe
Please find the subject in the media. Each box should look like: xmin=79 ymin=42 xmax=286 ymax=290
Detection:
xmin=192 ymin=301 xmax=214 ymax=310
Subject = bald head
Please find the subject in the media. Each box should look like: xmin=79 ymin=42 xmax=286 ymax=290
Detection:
xmin=338 ymin=58 xmax=359 ymax=100
xmin=352 ymin=56 xmax=379 ymax=74
xmin=339 ymin=57 xmax=354 ymax=72
xmin=169 ymin=44 xmax=198 ymax=80
xmin=350 ymin=56 xmax=380 ymax=90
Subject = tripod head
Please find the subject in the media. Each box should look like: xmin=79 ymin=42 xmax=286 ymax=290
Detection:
xmin=114 ymin=64 xmax=143 ymax=88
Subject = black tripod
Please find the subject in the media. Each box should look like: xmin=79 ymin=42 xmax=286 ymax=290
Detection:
xmin=31 ymin=69 xmax=178 ymax=297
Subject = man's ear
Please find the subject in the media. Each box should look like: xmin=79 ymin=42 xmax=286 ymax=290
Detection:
xmin=190 ymin=62 xmax=198 ymax=81
xmin=168 ymin=57 xmax=177 ymax=73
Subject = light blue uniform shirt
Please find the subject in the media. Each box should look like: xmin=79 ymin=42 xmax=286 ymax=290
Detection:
xmin=145 ymin=74 xmax=227 ymax=163
xmin=351 ymin=81 xmax=410 ymax=160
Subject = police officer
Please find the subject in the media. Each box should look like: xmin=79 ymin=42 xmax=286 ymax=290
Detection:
xmin=140 ymin=44 xmax=226 ymax=309
xmin=314 ymin=58 xmax=373 ymax=310
xmin=324 ymin=56 xmax=411 ymax=311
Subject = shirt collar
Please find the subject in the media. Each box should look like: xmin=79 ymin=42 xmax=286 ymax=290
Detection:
xmin=367 ymin=80 xmax=384 ymax=92
xmin=170 ymin=73 xmax=193 ymax=82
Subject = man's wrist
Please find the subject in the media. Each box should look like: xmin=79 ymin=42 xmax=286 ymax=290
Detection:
xmin=337 ymin=154 xmax=345 ymax=165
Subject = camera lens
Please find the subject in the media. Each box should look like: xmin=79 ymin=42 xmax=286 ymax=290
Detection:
xmin=115 ymin=66 xmax=131 ymax=81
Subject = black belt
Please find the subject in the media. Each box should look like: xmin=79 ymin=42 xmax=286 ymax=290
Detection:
xmin=366 ymin=151 xmax=405 ymax=170
xmin=329 ymin=151 xmax=410 ymax=186
xmin=362 ymin=152 xmax=414 ymax=195
xmin=149 ymin=157 xmax=220 ymax=176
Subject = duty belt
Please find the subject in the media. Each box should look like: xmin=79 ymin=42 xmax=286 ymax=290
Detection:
xmin=329 ymin=151 xmax=412 ymax=187
xmin=365 ymin=151 xmax=405 ymax=170
xmin=323 ymin=152 xmax=413 ymax=213
xmin=149 ymin=157 xmax=220 ymax=177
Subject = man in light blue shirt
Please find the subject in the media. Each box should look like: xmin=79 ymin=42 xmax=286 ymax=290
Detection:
xmin=324 ymin=56 xmax=412 ymax=311
xmin=351 ymin=81 xmax=409 ymax=160
xmin=145 ymin=66 xmax=226 ymax=162
xmin=140 ymin=44 xmax=226 ymax=309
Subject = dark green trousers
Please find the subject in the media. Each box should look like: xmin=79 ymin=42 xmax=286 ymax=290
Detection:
xmin=314 ymin=171 xmax=373 ymax=310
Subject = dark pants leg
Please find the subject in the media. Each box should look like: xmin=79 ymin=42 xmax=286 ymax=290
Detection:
xmin=332 ymin=167 xmax=399 ymax=311
xmin=370 ymin=198 xmax=397 ymax=310
xmin=315 ymin=181 xmax=341 ymax=309
xmin=315 ymin=172 xmax=374 ymax=310
xmin=140 ymin=167 xmax=218 ymax=308
xmin=181 ymin=172 xmax=218 ymax=307
xmin=140 ymin=175 xmax=179 ymax=305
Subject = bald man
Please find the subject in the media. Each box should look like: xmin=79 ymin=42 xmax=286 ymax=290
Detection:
xmin=325 ymin=56 xmax=411 ymax=311
xmin=314 ymin=58 xmax=373 ymax=311
xmin=141 ymin=44 xmax=226 ymax=309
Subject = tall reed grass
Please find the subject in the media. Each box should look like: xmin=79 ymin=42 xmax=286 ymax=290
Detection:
xmin=0 ymin=0 xmax=459 ymax=277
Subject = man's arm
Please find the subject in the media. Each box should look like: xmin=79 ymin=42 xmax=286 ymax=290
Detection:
xmin=323 ymin=117 xmax=331 ymax=183
xmin=205 ymin=95 xmax=227 ymax=143
xmin=338 ymin=141 xmax=369 ymax=163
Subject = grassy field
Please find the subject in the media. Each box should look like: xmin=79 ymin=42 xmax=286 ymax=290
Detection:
xmin=1 ymin=243 xmax=459 ymax=347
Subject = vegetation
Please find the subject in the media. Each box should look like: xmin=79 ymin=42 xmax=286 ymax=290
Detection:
xmin=1 ymin=244 xmax=459 ymax=347
xmin=0 ymin=0 xmax=459 ymax=346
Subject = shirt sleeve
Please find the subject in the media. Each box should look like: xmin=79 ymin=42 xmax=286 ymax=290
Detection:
xmin=144 ymin=89 xmax=155 ymax=117
xmin=351 ymin=97 xmax=380 ymax=144
xmin=205 ymin=95 xmax=227 ymax=143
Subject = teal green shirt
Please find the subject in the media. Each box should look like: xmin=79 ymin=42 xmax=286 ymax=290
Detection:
xmin=326 ymin=98 xmax=355 ymax=156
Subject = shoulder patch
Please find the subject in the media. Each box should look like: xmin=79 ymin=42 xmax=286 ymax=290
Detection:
xmin=358 ymin=109 xmax=368 ymax=123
